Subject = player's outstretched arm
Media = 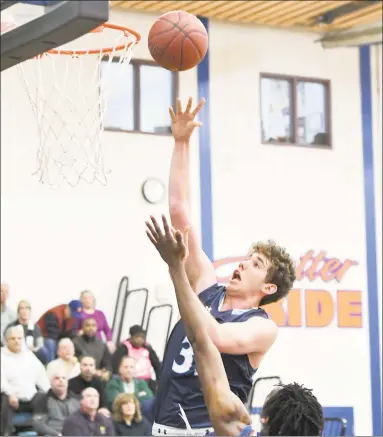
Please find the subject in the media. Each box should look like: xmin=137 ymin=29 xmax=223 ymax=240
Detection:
xmin=145 ymin=215 xmax=253 ymax=436
xmin=169 ymin=97 xmax=216 ymax=294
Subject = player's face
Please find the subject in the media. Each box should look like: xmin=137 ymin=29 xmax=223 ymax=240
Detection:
xmin=227 ymin=252 xmax=271 ymax=297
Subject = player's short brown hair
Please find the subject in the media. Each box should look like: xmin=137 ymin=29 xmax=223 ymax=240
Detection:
xmin=250 ymin=240 xmax=296 ymax=306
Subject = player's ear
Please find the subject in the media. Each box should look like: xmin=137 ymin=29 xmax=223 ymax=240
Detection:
xmin=261 ymin=283 xmax=277 ymax=296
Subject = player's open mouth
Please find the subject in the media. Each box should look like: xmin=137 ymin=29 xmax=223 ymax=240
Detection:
xmin=231 ymin=270 xmax=241 ymax=281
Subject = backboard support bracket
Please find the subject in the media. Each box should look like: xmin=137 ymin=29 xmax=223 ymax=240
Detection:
xmin=1 ymin=0 xmax=109 ymax=71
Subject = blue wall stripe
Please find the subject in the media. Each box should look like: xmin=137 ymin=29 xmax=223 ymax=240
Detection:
xmin=197 ymin=16 xmax=213 ymax=261
xmin=359 ymin=45 xmax=382 ymax=437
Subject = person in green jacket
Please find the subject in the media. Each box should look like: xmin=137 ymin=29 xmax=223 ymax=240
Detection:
xmin=106 ymin=356 xmax=153 ymax=410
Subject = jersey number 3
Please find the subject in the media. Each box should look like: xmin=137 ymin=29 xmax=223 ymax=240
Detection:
xmin=172 ymin=336 xmax=198 ymax=376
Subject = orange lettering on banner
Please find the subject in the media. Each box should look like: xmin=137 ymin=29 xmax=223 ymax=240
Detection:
xmin=337 ymin=290 xmax=362 ymax=328
xmin=305 ymin=290 xmax=334 ymax=327
xmin=295 ymin=251 xmax=313 ymax=281
xmin=320 ymin=259 xmax=342 ymax=282
xmin=262 ymin=301 xmax=286 ymax=327
xmin=287 ymin=289 xmax=301 ymax=326
xmin=334 ymin=260 xmax=358 ymax=282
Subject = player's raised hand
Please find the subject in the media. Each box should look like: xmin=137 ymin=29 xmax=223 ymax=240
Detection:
xmin=146 ymin=215 xmax=189 ymax=267
xmin=169 ymin=97 xmax=205 ymax=142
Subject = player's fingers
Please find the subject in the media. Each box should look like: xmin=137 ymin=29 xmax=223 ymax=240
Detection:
xmin=146 ymin=230 xmax=157 ymax=247
xmin=185 ymin=97 xmax=193 ymax=113
xmin=162 ymin=214 xmax=172 ymax=238
xmin=175 ymin=230 xmax=183 ymax=244
xmin=176 ymin=98 xmax=183 ymax=115
xmin=169 ymin=106 xmax=176 ymax=122
xmin=145 ymin=221 xmax=158 ymax=241
xmin=150 ymin=215 xmax=164 ymax=238
xmin=192 ymin=97 xmax=205 ymax=117
xmin=175 ymin=230 xmax=187 ymax=253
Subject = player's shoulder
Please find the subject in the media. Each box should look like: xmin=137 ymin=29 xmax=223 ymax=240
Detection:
xmin=198 ymin=282 xmax=225 ymax=303
xmin=246 ymin=314 xmax=278 ymax=342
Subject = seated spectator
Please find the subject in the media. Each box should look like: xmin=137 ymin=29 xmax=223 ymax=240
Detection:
xmin=32 ymin=370 xmax=80 ymax=436
xmin=62 ymin=388 xmax=115 ymax=436
xmin=112 ymin=393 xmax=150 ymax=436
xmin=47 ymin=338 xmax=80 ymax=380
xmin=106 ymin=356 xmax=153 ymax=411
xmin=1 ymin=283 xmax=16 ymax=344
xmin=37 ymin=300 xmax=83 ymax=362
xmin=6 ymin=299 xmax=50 ymax=364
xmin=112 ymin=325 xmax=161 ymax=393
xmin=1 ymin=325 xmax=50 ymax=435
xmin=73 ymin=318 xmax=112 ymax=381
xmin=80 ymin=290 xmax=115 ymax=353
xmin=69 ymin=356 xmax=110 ymax=415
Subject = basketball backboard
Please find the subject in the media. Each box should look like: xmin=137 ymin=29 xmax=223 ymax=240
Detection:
xmin=1 ymin=0 xmax=109 ymax=71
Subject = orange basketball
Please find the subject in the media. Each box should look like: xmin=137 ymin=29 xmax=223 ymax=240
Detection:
xmin=148 ymin=11 xmax=208 ymax=72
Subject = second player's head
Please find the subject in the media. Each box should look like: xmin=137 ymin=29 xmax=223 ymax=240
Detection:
xmin=226 ymin=240 xmax=296 ymax=307
xmin=260 ymin=383 xmax=324 ymax=436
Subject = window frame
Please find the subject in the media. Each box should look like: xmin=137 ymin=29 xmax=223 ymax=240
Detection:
xmin=260 ymin=73 xmax=332 ymax=149
xmin=102 ymin=58 xmax=179 ymax=136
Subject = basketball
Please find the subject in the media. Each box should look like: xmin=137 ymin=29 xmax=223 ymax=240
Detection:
xmin=148 ymin=11 xmax=208 ymax=72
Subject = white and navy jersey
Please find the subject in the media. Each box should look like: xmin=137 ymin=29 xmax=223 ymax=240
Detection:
xmin=154 ymin=283 xmax=269 ymax=429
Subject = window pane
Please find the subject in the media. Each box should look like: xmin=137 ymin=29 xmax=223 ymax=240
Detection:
xmin=101 ymin=61 xmax=134 ymax=131
xmin=140 ymin=65 xmax=173 ymax=134
xmin=297 ymin=81 xmax=328 ymax=146
xmin=261 ymin=77 xmax=293 ymax=143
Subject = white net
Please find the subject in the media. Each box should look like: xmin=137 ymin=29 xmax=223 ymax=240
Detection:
xmin=16 ymin=24 xmax=139 ymax=187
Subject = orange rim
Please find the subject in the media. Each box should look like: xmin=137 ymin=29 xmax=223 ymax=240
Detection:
xmin=41 ymin=22 xmax=141 ymax=56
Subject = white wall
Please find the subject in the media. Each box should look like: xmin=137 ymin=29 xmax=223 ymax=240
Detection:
xmin=0 ymin=9 xmax=201 ymax=354
xmin=371 ymin=44 xmax=382 ymax=362
xmin=208 ymin=20 xmax=371 ymax=435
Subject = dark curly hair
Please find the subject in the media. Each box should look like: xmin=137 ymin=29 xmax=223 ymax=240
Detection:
xmin=260 ymin=383 xmax=324 ymax=436
xmin=250 ymin=240 xmax=296 ymax=306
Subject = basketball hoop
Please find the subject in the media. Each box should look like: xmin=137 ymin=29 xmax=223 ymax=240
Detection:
xmin=15 ymin=23 xmax=141 ymax=187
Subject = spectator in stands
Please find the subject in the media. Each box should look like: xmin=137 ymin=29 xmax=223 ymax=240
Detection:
xmin=37 ymin=300 xmax=83 ymax=362
xmin=112 ymin=325 xmax=161 ymax=393
xmin=79 ymin=290 xmax=115 ymax=353
xmin=106 ymin=356 xmax=153 ymax=411
xmin=1 ymin=283 xmax=16 ymax=344
xmin=62 ymin=388 xmax=115 ymax=436
xmin=69 ymin=356 xmax=109 ymax=415
xmin=112 ymin=393 xmax=150 ymax=436
xmin=73 ymin=318 xmax=112 ymax=381
xmin=5 ymin=299 xmax=50 ymax=364
xmin=32 ymin=370 xmax=80 ymax=436
xmin=1 ymin=325 xmax=50 ymax=435
xmin=47 ymin=338 xmax=80 ymax=380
